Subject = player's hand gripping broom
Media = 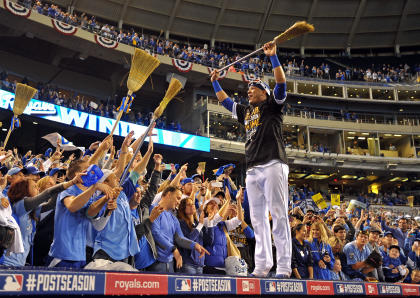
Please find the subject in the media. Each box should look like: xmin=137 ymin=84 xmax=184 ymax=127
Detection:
xmin=3 ymin=83 xmax=37 ymax=148
xmin=119 ymin=78 xmax=182 ymax=184
xmin=110 ymin=48 xmax=160 ymax=136
xmin=218 ymin=21 xmax=314 ymax=72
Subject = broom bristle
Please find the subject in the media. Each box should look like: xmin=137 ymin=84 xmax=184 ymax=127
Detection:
xmin=13 ymin=83 xmax=37 ymax=115
xmin=154 ymin=78 xmax=182 ymax=118
xmin=273 ymin=21 xmax=315 ymax=45
xmin=127 ymin=48 xmax=160 ymax=92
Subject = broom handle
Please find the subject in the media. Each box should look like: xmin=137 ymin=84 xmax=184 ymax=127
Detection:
xmin=3 ymin=128 xmax=12 ymax=149
xmin=119 ymin=117 xmax=157 ymax=185
xmin=109 ymin=91 xmax=133 ymax=137
xmin=218 ymin=47 xmax=264 ymax=72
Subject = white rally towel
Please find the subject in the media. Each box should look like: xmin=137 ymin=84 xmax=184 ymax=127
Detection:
xmin=42 ymin=132 xmax=78 ymax=151
xmin=0 ymin=202 xmax=24 ymax=255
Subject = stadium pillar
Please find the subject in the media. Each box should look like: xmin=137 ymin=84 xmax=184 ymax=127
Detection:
xmin=306 ymin=127 xmax=311 ymax=152
xmin=346 ymin=47 xmax=351 ymax=57
xmin=165 ymin=30 xmax=170 ymax=40
xmin=300 ymin=46 xmax=305 ymax=57
xmin=210 ymin=38 xmax=215 ymax=48
xmin=118 ymin=20 xmax=123 ymax=30
xmin=395 ymin=44 xmax=401 ymax=57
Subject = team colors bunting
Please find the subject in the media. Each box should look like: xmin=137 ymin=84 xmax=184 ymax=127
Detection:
xmin=207 ymin=67 xmax=227 ymax=79
xmin=94 ymin=35 xmax=119 ymax=49
xmin=172 ymin=58 xmax=193 ymax=73
xmin=51 ymin=19 xmax=78 ymax=35
xmin=241 ymin=73 xmax=259 ymax=83
xmin=3 ymin=0 xmax=31 ymax=17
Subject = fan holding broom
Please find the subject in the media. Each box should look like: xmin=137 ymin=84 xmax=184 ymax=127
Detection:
xmin=210 ymin=21 xmax=314 ymax=278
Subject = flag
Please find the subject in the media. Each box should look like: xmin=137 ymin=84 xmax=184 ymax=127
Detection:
xmin=312 ymin=193 xmax=328 ymax=210
xmin=10 ymin=116 xmax=21 ymax=131
xmin=331 ymin=194 xmax=340 ymax=207
xmin=117 ymin=95 xmax=135 ymax=113
xmin=42 ymin=132 xmax=78 ymax=151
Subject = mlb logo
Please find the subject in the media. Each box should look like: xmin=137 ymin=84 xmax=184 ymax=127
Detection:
xmin=265 ymin=281 xmax=276 ymax=293
xmin=337 ymin=284 xmax=345 ymax=293
xmin=368 ymin=285 xmax=375 ymax=294
xmin=175 ymin=278 xmax=191 ymax=292
xmin=0 ymin=274 xmax=23 ymax=291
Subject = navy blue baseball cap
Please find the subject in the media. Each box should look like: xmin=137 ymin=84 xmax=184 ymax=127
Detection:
xmin=49 ymin=168 xmax=66 ymax=177
xmin=23 ymin=166 xmax=45 ymax=177
xmin=181 ymin=178 xmax=194 ymax=186
xmin=384 ymin=231 xmax=393 ymax=237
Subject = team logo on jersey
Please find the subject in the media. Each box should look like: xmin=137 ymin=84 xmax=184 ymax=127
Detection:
xmin=51 ymin=19 xmax=78 ymax=35
xmin=3 ymin=0 xmax=31 ymax=17
xmin=175 ymin=278 xmax=191 ymax=291
xmin=0 ymin=274 xmax=23 ymax=292
xmin=172 ymin=59 xmax=193 ymax=73
xmin=207 ymin=67 xmax=227 ymax=79
xmin=242 ymin=73 xmax=259 ymax=83
xmin=94 ymin=35 xmax=119 ymax=49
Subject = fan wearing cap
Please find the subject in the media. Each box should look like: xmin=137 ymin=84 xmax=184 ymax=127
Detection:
xmin=383 ymin=244 xmax=409 ymax=282
xmin=87 ymin=131 xmax=152 ymax=264
xmin=1 ymin=171 xmax=85 ymax=267
xmin=2 ymin=167 xmax=24 ymax=198
xmin=366 ymin=226 xmax=385 ymax=281
xmin=22 ymin=166 xmax=45 ymax=182
xmin=211 ymin=40 xmax=290 ymax=279
xmin=47 ymin=135 xmax=115 ymax=269
xmin=342 ymin=230 xmax=377 ymax=282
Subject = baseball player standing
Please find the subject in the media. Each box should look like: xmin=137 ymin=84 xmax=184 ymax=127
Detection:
xmin=210 ymin=42 xmax=290 ymax=278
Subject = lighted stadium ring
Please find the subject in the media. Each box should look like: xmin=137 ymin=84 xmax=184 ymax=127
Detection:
xmin=3 ymin=0 xmax=31 ymax=18
xmin=241 ymin=73 xmax=259 ymax=83
xmin=51 ymin=19 xmax=78 ymax=35
xmin=207 ymin=67 xmax=227 ymax=79
xmin=172 ymin=58 xmax=193 ymax=73
xmin=94 ymin=35 xmax=119 ymax=49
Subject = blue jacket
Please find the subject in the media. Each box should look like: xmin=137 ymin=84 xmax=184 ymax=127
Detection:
xmin=407 ymin=251 xmax=420 ymax=270
xmin=204 ymin=221 xmax=228 ymax=268
xmin=179 ymin=219 xmax=214 ymax=267
xmin=310 ymin=238 xmax=335 ymax=280
xmin=383 ymin=255 xmax=403 ymax=282
xmin=291 ymin=238 xmax=313 ymax=279
xmin=380 ymin=220 xmax=408 ymax=247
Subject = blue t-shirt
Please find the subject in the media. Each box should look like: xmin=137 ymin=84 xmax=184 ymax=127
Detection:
xmin=48 ymin=185 xmax=91 ymax=261
xmin=93 ymin=192 xmax=139 ymax=260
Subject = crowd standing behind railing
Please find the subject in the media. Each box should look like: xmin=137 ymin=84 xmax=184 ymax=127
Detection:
xmin=12 ymin=0 xmax=420 ymax=84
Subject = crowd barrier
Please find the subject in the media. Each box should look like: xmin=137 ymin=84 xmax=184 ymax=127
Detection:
xmin=0 ymin=268 xmax=419 ymax=296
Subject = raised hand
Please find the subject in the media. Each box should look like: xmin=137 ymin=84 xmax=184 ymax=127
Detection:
xmin=150 ymin=206 xmax=164 ymax=222
xmin=210 ymin=70 xmax=219 ymax=82
xmin=263 ymin=41 xmax=276 ymax=56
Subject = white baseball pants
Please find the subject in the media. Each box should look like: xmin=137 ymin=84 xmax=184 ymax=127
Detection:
xmin=246 ymin=161 xmax=291 ymax=277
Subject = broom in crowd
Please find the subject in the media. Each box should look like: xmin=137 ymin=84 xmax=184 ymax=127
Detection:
xmin=218 ymin=21 xmax=315 ymax=72
xmin=119 ymin=77 xmax=182 ymax=184
xmin=110 ymin=48 xmax=160 ymax=136
xmin=3 ymin=83 xmax=37 ymax=148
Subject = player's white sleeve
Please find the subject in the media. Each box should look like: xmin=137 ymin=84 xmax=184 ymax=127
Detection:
xmin=224 ymin=217 xmax=241 ymax=232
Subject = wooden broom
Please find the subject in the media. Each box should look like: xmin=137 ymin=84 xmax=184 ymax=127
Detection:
xmin=110 ymin=48 xmax=160 ymax=136
xmin=119 ymin=78 xmax=182 ymax=184
xmin=218 ymin=21 xmax=314 ymax=72
xmin=3 ymin=83 xmax=37 ymax=148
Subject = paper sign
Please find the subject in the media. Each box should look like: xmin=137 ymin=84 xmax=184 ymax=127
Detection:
xmin=331 ymin=194 xmax=340 ymax=207
xmin=198 ymin=162 xmax=206 ymax=172
xmin=312 ymin=193 xmax=327 ymax=210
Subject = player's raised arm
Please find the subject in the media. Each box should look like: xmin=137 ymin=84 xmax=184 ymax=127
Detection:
xmin=210 ymin=70 xmax=234 ymax=113
xmin=263 ymin=42 xmax=287 ymax=103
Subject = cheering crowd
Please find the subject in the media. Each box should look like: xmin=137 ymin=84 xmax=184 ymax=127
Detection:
xmin=0 ymin=124 xmax=419 ymax=283
xmin=16 ymin=0 xmax=419 ymax=84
